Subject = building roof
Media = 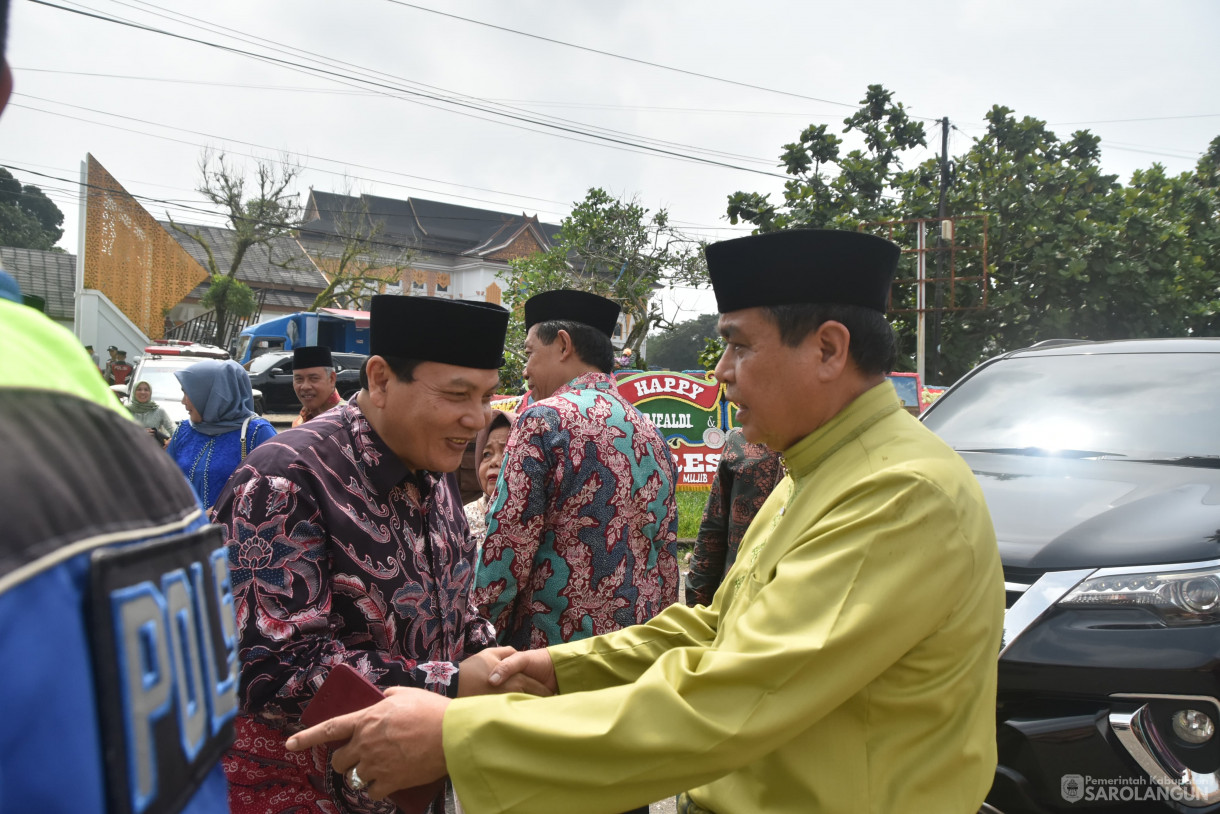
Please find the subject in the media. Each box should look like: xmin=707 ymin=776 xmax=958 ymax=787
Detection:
xmin=0 ymin=246 xmax=76 ymax=320
xmin=177 ymin=283 xmax=318 ymax=311
xmin=158 ymin=221 xmax=328 ymax=292
xmin=1 ymin=219 xmax=334 ymax=324
xmin=298 ymin=192 xmax=561 ymax=263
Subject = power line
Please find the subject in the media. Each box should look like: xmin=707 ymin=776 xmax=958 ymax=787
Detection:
xmin=31 ymin=0 xmax=791 ymax=178
xmin=8 ymin=94 xmax=765 ymax=237
xmin=949 ymin=120 xmax=1203 ymax=161
xmin=3 ymin=153 xmax=753 ymax=246
xmin=14 ymin=66 xmax=377 ymax=95
xmin=1049 ymin=113 xmax=1220 ymax=125
xmin=1 ymin=163 xmax=742 ymax=267
xmin=0 ymin=162 xmax=540 ymax=262
xmin=12 ymin=90 xmax=577 ymax=207
xmin=118 ymin=0 xmax=773 ymax=162
xmin=378 ymin=0 xmax=926 ymax=116
xmin=14 ymin=66 xmax=847 ymax=119
xmin=7 ymin=98 xmax=576 ymax=219
xmin=109 ymin=0 xmax=758 ymax=160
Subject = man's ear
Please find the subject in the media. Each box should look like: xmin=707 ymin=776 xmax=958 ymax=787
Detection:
xmin=364 ymin=356 xmax=392 ymax=408
xmin=554 ymin=329 xmax=575 ymax=361
xmin=810 ymin=321 xmax=852 ymax=382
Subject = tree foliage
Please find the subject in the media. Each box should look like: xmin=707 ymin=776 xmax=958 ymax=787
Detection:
xmin=200 ymin=273 xmax=255 ymax=316
xmin=728 ymin=85 xmax=927 ymax=232
xmin=170 ymin=151 xmax=303 ymax=345
xmin=646 ymin=312 xmax=720 ymax=371
xmin=304 ymin=191 xmax=412 ymax=311
xmin=497 ymin=187 xmax=708 ymax=388
xmin=727 ymin=87 xmax=1220 ymax=382
xmin=0 ymin=168 xmax=65 ymax=251
xmin=697 ymin=335 xmax=725 ymax=372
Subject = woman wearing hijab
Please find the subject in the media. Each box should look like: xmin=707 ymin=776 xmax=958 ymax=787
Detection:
xmin=464 ymin=409 xmax=515 ymax=551
xmin=167 ymin=359 xmax=276 ymax=511
xmin=126 ymin=380 xmax=177 ymax=445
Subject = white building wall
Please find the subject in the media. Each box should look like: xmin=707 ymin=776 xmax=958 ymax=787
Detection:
xmin=75 ymin=289 xmax=150 ymax=360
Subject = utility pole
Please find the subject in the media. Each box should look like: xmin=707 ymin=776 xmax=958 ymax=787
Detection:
xmin=930 ymin=116 xmax=951 ymax=383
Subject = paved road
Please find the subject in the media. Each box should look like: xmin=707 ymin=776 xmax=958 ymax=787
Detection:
xmin=652 ymin=795 xmax=678 ymax=813
xmin=266 ymin=412 xmax=296 ymax=429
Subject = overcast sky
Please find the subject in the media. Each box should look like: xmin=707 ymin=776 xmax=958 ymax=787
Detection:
xmin=2 ymin=0 xmax=1217 ymax=319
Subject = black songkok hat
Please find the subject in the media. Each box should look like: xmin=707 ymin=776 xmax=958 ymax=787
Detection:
xmin=523 ymin=289 xmax=621 ymax=338
xmin=293 ymin=345 xmax=333 ymax=369
xmin=369 ymin=295 xmax=509 ymax=369
xmin=706 ymin=230 xmax=900 ymax=314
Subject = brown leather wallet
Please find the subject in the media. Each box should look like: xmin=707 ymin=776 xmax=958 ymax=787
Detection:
xmin=300 ymin=664 xmax=447 ymax=814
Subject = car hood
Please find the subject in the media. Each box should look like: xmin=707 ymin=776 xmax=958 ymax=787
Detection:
xmin=958 ymin=451 xmax=1220 ymax=570
xmin=161 ymin=401 xmax=189 ymax=424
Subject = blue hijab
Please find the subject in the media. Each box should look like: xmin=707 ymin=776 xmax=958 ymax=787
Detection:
xmin=174 ymin=359 xmax=257 ymax=436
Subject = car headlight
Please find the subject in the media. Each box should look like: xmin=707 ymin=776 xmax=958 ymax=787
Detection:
xmin=1060 ymin=563 xmax=1220 ymax=626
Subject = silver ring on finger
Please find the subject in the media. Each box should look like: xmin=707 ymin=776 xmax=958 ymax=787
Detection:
xmin=347 ymin=766 xmax=366 ymax=792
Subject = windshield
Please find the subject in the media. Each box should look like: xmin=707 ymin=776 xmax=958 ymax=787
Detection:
xmin=134 ymin=360 xmax=202 ymax=405
xmin=922 ymin=351 xmax=1220 ymax=459
xmin=248 ymin=354 xmax=289 ymax=375
xmin=887 ymin=375 xmax=919 ymax=409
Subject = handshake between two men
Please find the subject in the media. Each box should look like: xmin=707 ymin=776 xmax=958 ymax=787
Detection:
xmin=286 ymin=647 xmax=554 ymax=803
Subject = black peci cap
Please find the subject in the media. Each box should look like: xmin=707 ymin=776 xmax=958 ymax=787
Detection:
xmin=523 ymin=289 xmax=621 ymax=337
xmin=369 ymin=295 xmax=509 ymax=369
xmin=293 ymin=345 xmax=333 ymax=369
xmin=706 ymin=230 xmax=900 ymax=314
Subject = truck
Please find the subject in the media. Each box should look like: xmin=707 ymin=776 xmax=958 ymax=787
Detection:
xmin=233 ymin=308 xmax=371 ymax=365
xmin=886 ymin=371 xmax=945 ymax=416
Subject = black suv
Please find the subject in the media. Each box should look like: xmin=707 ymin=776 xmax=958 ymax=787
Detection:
xmin=921 ymin=339 xmax=1220 ymax=812
xmin=245 ymin=351 xmax=366 ymax=413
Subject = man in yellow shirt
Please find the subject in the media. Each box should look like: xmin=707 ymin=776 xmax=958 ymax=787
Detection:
xmin=288 ymin=229 xmax=1005 ymax=814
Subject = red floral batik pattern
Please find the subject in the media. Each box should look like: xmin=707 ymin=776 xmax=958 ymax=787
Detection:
xmin=475 ymin=373 xmax=679 ymax=649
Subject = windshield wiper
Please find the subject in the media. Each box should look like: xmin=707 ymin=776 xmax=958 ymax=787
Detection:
xmin=955 ymin=447 xmax=1126 ymax=459
xmin=1119 ymin=455 xmax=1220 ymax=469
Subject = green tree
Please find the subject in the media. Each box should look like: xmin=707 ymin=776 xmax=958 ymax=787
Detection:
xmin=927 ymin=108 xmax=1219 ymax=376
xmin=170 ymin=151 xmax=302 ymax=346
xmin=646 ymin=312 xmax=720 ymax=371
xmin=303 ymin=190 xmax=413 ymax=311
xmin=498 ymin=187 xmax=708 ymax=388
xmin=697 ymin=336 xmax=725 ymax=372
xmin=727 ymin=84 xmax=926 ymax=232
xmin=0 ymin=168 xmax=65 ymax=251
xmin=727 ymin=89 xmax=1220 ymax=382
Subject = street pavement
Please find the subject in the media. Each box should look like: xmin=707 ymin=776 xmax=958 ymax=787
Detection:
xmin=652 ymin=794 xmax=679 ymax=814
xmin=266 ymin=412 xmax=297 ymax=429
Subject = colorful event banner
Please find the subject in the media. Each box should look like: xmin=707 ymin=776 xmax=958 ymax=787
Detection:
xmin=492 ymin=371 xmax=732 ymax=490
xmin=493 ymin=370 xmax=941 ymax=491
xmin=613 ymin=371 xmax=727 ymax=490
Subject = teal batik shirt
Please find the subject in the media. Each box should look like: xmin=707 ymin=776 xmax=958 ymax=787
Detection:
xmin=473 ymin=372 xmax=679 ymax=649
